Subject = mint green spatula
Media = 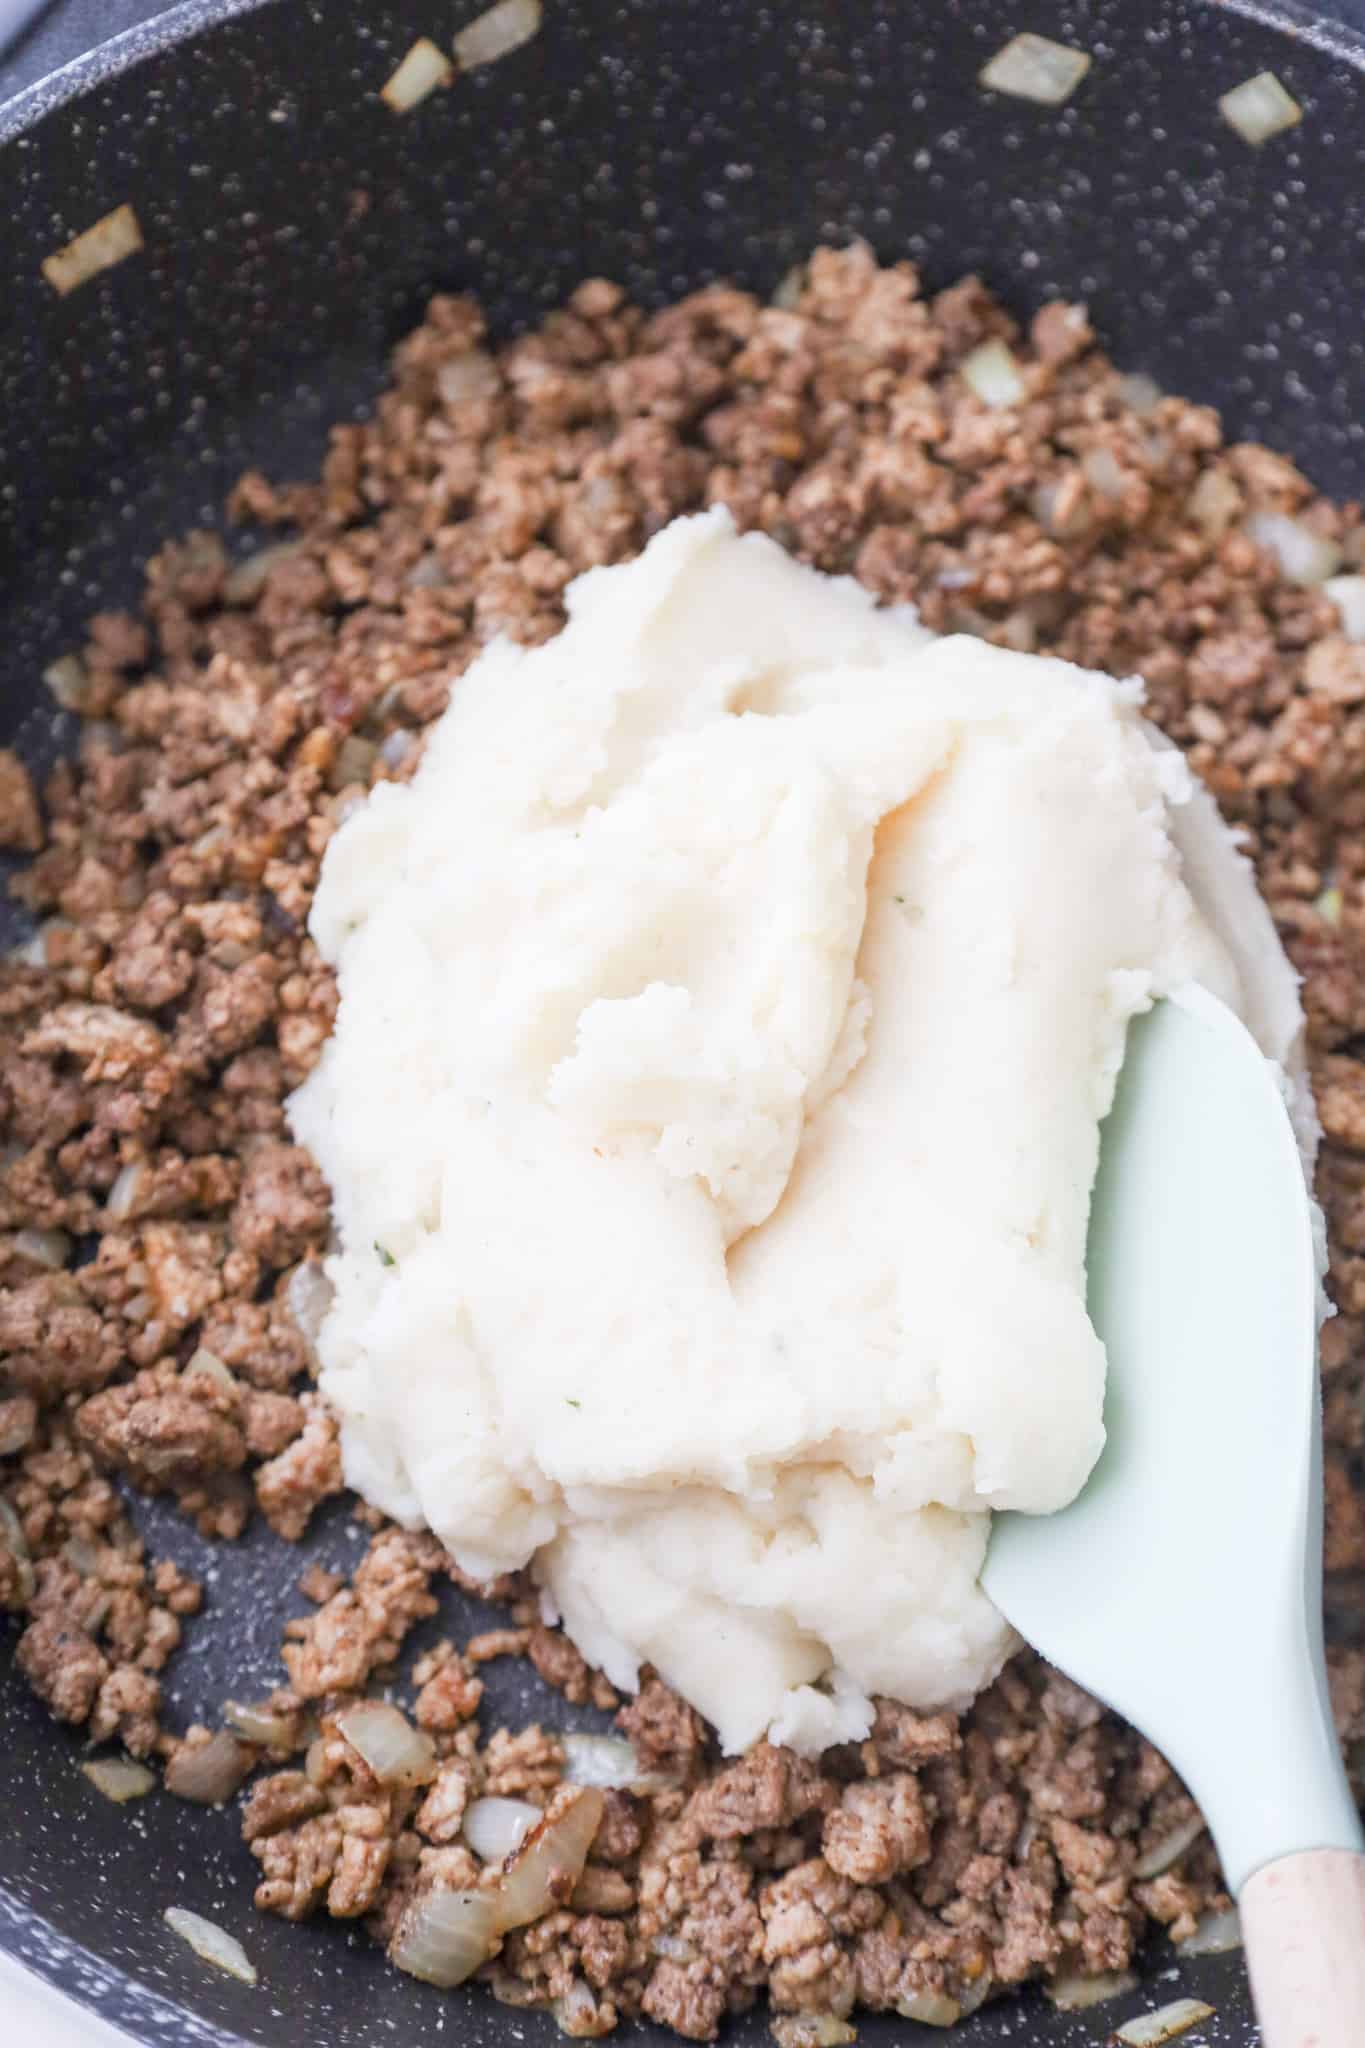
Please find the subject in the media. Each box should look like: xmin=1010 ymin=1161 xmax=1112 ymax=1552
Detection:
xmin=982 ymin=985 xmax=1365 ymax=2047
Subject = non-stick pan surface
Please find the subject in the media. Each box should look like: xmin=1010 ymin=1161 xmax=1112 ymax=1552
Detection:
xmin=3 ymin=1 xmax=1365 ymax=2041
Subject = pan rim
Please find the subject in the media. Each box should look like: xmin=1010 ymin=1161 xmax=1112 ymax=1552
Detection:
xmin=0 ymin=0 xmax=276 ymax=144
xmin=4 ymin=0 xmax=1365 ymax=146
xmin=2 ymin=0 xmax=1364 ymax=2043
xmin=0 ymin=1880 xmax=246 ymax=2048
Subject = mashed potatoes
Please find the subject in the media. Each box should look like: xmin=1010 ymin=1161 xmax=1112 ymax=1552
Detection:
xmin=290 ymin=508 xmax=1294 ymax=1754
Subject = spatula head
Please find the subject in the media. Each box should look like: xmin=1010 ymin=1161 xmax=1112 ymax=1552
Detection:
xmin=982 ymin=985 xmax=1362 ymax=1895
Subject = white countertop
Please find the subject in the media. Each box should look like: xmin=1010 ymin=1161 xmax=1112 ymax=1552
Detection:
xmin=0 ymin=1952 xmax=131 ymax=2046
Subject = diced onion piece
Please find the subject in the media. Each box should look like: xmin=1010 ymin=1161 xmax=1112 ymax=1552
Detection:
xmin=771 ymin=265 xmax=807 ymax=311
xmin=225 ymin=1700 xmax=298 ymax=1748
xmin=496 ymin=1786 xmax=605 ymax=1932
xmin=406 ymin=554 xmax=449 ymax=590
xmin=994 ymin=609 xmax=1037 ymax=653
xmin=464 ymin=1796 xmax=540 ymax=1862
xmin=0 ymin=1499 xmax=30 ymax=1555
xmin=335 ymin=1700 xmax=437 ymax=1787
xmin=391 ymin=1885 xmax=501 ymax=1986
xmin=454 ymin=0 xmax=542 ymax=71
xmin=1082 ymin=446 xmax=1126 ymax=500
xmin=184 ymin=1348 xmax=235 ymax=1392
xmin=82 ymin=1756 xmax=156 ymax=1803
xmin=979 ymin=33 xmax=1091 ymax=106
xmin=286 ymin=1259 xmax=334 ymax=1350
xmin=958 ymin=1972 xmax=994 ymax=2017
xmin=770 ymin=2016 xmax=859 ymax=2047
xmin=381 ymin=36 xmax=454 ymax=111
xmin=553 ymin=1976 xmax=602 ymax=2036
xmin=42 ymin=203 xmax=144 ymax=297
xmin=490 ymin=1967 xmax=543 ymax=2007
xmin=64 ymin=1534 xmax=102 ymax=1576
xmin=895 ymin=1990 xmax=960 ymax=2027
xmin=224 ymin=542 xmax=303 ymax=608
xmin=0 ymin=1398 xmax=35 ymax=1456
xmin=961 ymin=339 xmax=1025 ymax=410
xmin=47 ymin=220 xmax=133 ymax=315
xmin=1219 ymin=71 xmax=1302 ymax=147
xmin=106 ymin=1161 xmax=147 ymax=1222
xmin=0 ymin=1499 xmax=34 ymax=1602
xmin=43 ymin=654 xmax=94 ymax=711
xmin=164 ymin=1907 xmax=258 ymax=1986
xmin=1177 ymin=1905 xmax=1242 ymax=1956
xmin=14 ymin=1227 xmax=71 ymax=1270
xmin=1031 ymin=483 xmax=1066 ymax=536
xmin=1326 ymin=575 xmax=1365 ymax=643
xmin=437 ymin=351 xmax=501 ymax=406
xmin=1187 ymin=468 xmax=1243 ymax=541
xmin=329 ymin=735 xmax=378 ymax=793
xmin=379 ymin=729 xmax=415 ymax=771
xmin=164 ymin=1730 xmax=252 ymax=1805
xmin=561 ymin=1734 xmax=640 ymax=1789
xmin=1134 ymin=1812 xmax=1207 ymax=1879
xmin=1246 ymin=511 xmax=1343 ymax=587
xmin=1046 ymin=1969 xmax=1139 ymax=2010
xmin=1115 ymin=1999 xmax=1216 ymax=2047
xmin=1117 ymin=373 xmax=1163 ymax=416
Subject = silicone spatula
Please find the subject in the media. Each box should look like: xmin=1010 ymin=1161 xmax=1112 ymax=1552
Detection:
xmin=983 ymin=984 xmax=1365 ymax=2047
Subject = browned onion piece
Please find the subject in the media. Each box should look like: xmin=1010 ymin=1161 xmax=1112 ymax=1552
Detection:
xmin=895 ymin=1989 xmax=961 ymax=2026
xmin=770 ymin=2015 xmax=858 ymax=2047
xmin=1133 ymin=1812 xmax=1206 ymax=1879
xmin=163 ymin=1730 xmax=253 ymax=1806
xmin=391 ymin=1885 xmax=501 ymax=1986
xmin=335 ymin=1699 xmax=437 ymax=1787
xmin=464 ymin=1796 xmax=539 ymax=1861
xmin=105 ymin=1161 xmax=148 ymax=1222
xmin=164 ymin=1907 xmax=258 ymax=1985
xmin=82 ymin=1756 xmax=156 ymax=1804
xmin=979 ymin=32 xmax=1090 ymax=105
xmin=495 ymin=1786 xmax=605 ymax=1932
xmin=0 ymin=1398 xmax=36 ymax=1457
xmin=1115 ymin=2000 xmax=1216 ymax=2046
xmin=286 ymin=1259 xmax=334 ymax=1352
xmin=381 ymin=37 xmax=454 ymax=112
xmin=1176 ymin=1906 xmax=1242 ymax=1957
xmin=1046 ymin=1968 xmax=1139 ymax=2011
xmin=14 ymin=1227 xmax=71 ymax=1270
xmin=225 ymin=1700 xmax=302 ymax=1749
xmin=1219 ymin=71 xmax=1301 ymax=146
xmin=42 ymin=204 xmax=144 ymax=297
xmin=1245 ymin=511 xmax=1342 ymax=588
xmin=0 ymin=1499 xmax=35 ymax=1604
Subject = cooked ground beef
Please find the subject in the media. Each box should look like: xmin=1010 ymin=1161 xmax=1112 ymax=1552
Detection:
xmin=3 ymin=244 xmax=1365 ymax=2036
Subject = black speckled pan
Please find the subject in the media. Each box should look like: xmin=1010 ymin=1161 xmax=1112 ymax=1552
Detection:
xmin=2 ymin=1 xmax=1364 ymax=2041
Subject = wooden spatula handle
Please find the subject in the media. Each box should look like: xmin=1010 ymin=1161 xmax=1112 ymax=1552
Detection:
xmin=1241 ymin=1847 xmax=1365 ymax=2046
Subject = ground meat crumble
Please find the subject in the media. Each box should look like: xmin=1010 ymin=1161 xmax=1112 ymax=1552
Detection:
xmin=3 ymin=244 xmax=1364 ymax=2035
